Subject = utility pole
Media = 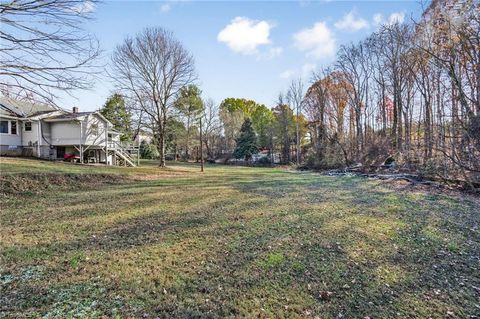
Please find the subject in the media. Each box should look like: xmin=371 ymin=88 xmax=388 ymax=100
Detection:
xmin=137 ymin=138 xmax=140 ymax=166
xmin=199 ymin=116 xmax=204 ymax=172
xmin=296 ymin=102 xmax=301 ymax=165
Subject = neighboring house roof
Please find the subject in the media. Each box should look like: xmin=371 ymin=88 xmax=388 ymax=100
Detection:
xmin=0 ymin=96 xmax=57 ymax=118
xmin=138 ymin=129 xmax=153 ymax=136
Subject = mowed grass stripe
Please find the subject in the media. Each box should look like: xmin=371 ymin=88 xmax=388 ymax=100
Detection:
xmin=0 ymin=157 xmax=479 ymax=318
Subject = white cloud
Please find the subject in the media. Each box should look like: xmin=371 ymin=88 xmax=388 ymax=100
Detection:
xmin=334 ymin=11 xmax=369 ymax=31
xmin=388 ymin=12 xmax=405 ymax=24
xmin=373 ymin=12 xmax=405 ymax=26
xmin=160 ymin=3 xmax=171 ymax=13
xmin=280 ymin=69 xmax=295 ymax=79
xmin=217 ymin=17 xmax=274 ymax=55
xmin=71 ymin=0 xmax=96 ymax=14
xmin=293 ymin=22 xmax=336 ymax=60
xmin=373 ymin=13 xmax=384 ymax=26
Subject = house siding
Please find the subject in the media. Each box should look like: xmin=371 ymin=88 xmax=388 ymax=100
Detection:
xmin=50 ymin=121 xmax=82 ymax=145
xmin=22 ymin=121 xmax=39 ymax=147
xmin=85 ymin=115 xmax=107 ymax=147
xmin=0 ymin=118 xmax=22 ymax=155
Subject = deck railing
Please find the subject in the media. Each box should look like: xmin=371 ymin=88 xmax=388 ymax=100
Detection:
xmin=107 ymin=140 xmax=139 ymax=166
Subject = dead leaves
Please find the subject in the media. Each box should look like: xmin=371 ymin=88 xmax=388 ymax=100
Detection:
xmin=319 ymin=290 xmax=333 ymax=300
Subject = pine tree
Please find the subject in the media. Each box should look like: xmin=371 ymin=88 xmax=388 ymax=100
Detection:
xmin=233 ymin=118 xmax=258 ymax=161
xmin=100 ymin=93 xmax=132 ymax=141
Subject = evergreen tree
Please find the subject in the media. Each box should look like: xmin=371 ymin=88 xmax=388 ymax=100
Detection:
xmin=140 ymin=140 xmax=159 ymax=159
xmin=233 ymin=118 xmax=258 ymax=161
xmin=219 ymin=98 xmax=273 ymax=151
xmin=99 ymin=93 xmax=132 ymax=141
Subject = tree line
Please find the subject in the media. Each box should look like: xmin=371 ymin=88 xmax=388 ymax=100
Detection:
xmin=2 ymin=0 xmax=478 ymax=184
xmin=303 ymin=0 xmax=479 ymax=184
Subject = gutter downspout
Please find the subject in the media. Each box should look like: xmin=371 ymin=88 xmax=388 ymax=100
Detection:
xmin=105 ymin=121 xmax=109 ymax=165
xmin=19 ymin=119 xmax=23 ymax=154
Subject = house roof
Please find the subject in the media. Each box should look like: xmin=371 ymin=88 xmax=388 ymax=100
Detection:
xmin=0 ymin=96 xmax=57 ymax=118
xmin=44 ymin=112 xmax=92 ymax=121
xmin=0 ymin=96 xmax=116 ymax=128
xmin=138 ymin=129 xmax=153 ymax=136
xmin=44 ymin=111 xmax=115 ymax=129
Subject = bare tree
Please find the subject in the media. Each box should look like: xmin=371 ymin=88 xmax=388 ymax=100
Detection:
xmin=286 ymin=78 xmax=304 ymax=164
xmin=0 ymin=0 xmax=100 ymax=104
xmin=111 ymin=27 xmax=196 ymax=167
xmin=305 ymin=68 xmax=329 ymax=161
xmin=201 ymin=98 xmax=222 ymax=160
xmin=296 ymin=0 xmax=479 ymax=185
xmin=336 ymin=42 xmax=370 ymax=157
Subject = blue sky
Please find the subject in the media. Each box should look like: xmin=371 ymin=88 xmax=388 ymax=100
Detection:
xmin=62 ymin=0 xmax=425 ymax=112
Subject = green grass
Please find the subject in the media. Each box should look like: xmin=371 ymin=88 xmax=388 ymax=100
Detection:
xmin=1 ymin=157 xmax=479 ymax=318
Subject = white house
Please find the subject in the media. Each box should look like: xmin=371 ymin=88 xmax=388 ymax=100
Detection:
xmin=0 ymin=96 xmax=136 ymax=166
xmin=133 ymin=129 xmax=154 ymax=145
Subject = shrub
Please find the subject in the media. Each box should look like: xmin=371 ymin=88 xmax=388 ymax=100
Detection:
xmin=140 ymin=140 xmax=159 ymax=159
xmin=256 ymin=156 xmax=272 ymax=166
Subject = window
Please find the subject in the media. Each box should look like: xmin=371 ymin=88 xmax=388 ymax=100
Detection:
xmin=0 ymin=121 xmax=8 ymax=134
xmin=24 ymin=122 xmax=32 ymax=131
xmin=11 ymin=121 xmax=17 ymax=135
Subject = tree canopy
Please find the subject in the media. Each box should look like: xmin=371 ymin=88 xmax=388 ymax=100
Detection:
xmin=99 ymin=94 xmax=132 ymax=141
xmin=175 ymin=85 xmax=204 ymax=117
xmin=220 ymin=98 xmax=274 ymax=151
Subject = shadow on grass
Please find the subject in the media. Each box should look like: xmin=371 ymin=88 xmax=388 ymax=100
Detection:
xmin=1 ymin=169 xmax=479 ymax=318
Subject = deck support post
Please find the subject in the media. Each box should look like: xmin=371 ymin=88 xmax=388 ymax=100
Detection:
xmin=105 ymin=122 xmax=109 ymax=165
xmin=137 ymin=139 xmax=140 ymax=166
xmin=79 ymin=121 xmax=83 ymax=164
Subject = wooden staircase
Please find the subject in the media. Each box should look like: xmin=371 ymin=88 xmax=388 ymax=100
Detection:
xmin=107 ymin=141 xmax=137 ymax=167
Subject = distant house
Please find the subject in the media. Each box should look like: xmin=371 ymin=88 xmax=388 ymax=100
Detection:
xmin=0 ymin=97 xmax=136 ymax=166
xmin=133 ymin=129 xmax=154 ymax=145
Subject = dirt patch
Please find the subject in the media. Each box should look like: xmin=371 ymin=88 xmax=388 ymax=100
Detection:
xmin=0 ymin=173 xmax=127 ymax=196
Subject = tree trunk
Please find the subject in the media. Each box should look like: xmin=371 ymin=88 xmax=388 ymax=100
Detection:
xmin=158 ymin=131 xmax=166 ymax=167
xmin=185 ymin=115 xmax=190 ymax=161
xmin=381 ymin=83 xmax=387 ymax=134
xmin=425 ymin=97 xmax=433 ymax=160
xmin=355 ymin=109 xmax=362 ymax=157
xmin=397 ymin=91 xmax=403 ymax=150
xmin=392 ymin=81 xmax=398 ymax=148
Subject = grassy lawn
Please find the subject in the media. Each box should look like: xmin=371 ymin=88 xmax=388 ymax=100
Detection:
xmin=1 ymin=157 xmax=479 ymax=318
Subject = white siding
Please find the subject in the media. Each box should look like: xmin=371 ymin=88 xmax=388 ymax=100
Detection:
xmin=49 ymin=115 xmax=108 ymax=147
xmin=50 ymin=121 xmax=82 ymax=145
xmin=22 ymin=121 xmax=39 ymax=147
xmin=85 ymin=115 xmax=107 ymax=146
xmin=0 ymin=118 xmax=21 ymax=146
